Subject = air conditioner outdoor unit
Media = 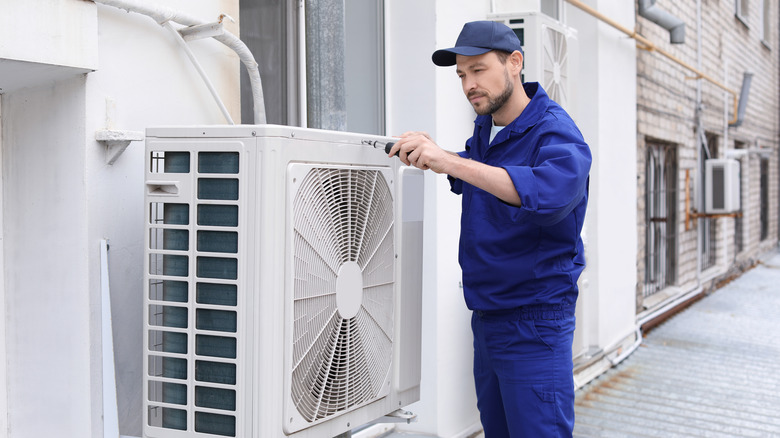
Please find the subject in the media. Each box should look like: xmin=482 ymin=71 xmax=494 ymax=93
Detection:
xmin=143 ymin=125 xmax=424 ymax=438
xmin=490 ymin=12 xmax=578 ymax=113
xmin=705 ymin=158 xmax=741 ymax=214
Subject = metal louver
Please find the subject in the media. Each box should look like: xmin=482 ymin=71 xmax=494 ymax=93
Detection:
xmin=542 ymin=25 xmax=569 ymax=106
xmin=290 ymin=166 xmax=395 ymax=423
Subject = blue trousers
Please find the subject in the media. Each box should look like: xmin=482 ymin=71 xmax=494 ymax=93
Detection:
xmin=471 ymin=305 xmax=576 ymax=438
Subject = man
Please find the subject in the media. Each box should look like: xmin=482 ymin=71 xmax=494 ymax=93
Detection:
xmin=388 ymin=21 xmax=591 ymax=437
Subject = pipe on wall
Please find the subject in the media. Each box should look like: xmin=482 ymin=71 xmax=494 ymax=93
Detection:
xmin=92 ymin=0 xmax=267 ymax=124
xmin=637 ymin=0 xmax=685 ymax=44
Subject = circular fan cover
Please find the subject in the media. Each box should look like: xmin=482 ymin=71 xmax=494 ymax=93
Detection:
xmin=290 ymin=167 xmax=395 ymax=422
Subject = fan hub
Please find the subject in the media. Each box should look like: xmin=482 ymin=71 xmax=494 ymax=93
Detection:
xmin=336 ymin=261 xmax=363 ymax=319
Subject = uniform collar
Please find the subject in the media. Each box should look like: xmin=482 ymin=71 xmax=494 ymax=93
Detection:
xmin=475 ymin=82 xmax=550 ymax=138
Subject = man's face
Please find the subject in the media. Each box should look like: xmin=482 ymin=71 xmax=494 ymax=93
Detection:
xmin=456 ymin=51 xmax=514 ymax=116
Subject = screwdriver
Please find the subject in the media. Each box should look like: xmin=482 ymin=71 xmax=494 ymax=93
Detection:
xmin=361 ymin=139 xmax=399 ymax=157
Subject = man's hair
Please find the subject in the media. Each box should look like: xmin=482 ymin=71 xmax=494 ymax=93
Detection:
xmin=494 ymin=50 xmax=511 ymax=64
xmin=493 ymin=50 xmax=522 ymax=77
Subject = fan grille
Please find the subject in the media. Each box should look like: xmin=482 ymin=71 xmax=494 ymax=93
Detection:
xmin=291 ymin=167 xmax=394 ymax=422
xmin=542 ymin=25 xmax=569 ymax=106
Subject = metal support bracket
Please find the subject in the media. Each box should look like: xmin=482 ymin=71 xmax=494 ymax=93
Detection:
xmin=96 ymin=129 xmax=144 ymax=165
xmin=382 ymin=409 xmax=417 ymax=424
xmin=178 ymin=22 xmax=225 ymax=41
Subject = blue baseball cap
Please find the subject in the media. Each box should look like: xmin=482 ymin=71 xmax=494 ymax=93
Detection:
xmin=432 ymin=21 xmax=523 ymax=67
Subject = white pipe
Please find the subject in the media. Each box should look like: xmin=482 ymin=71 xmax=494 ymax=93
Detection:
xmin=608 ymin=326 xmax=642 ymax=366
xmin=163 ymin=21 xmax=235 ymax=124
xmin=92 ymin=0 xmax=267 ymax=124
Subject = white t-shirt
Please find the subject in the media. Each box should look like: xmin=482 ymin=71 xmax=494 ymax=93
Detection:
xmin=490 ymin=119 xmax=505 ymax=143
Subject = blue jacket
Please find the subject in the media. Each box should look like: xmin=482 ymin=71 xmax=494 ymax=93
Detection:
xmin=449 ymin=83 xmax=591 ymax=311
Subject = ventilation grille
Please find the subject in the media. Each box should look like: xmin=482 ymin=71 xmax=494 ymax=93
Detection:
xmin=542 ymin=25 xmax=569 ymax=106
xmin=290 ymin=167 xmax=395 ymax=422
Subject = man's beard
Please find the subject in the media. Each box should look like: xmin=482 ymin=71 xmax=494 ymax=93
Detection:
xmin=470 ymin=70 xmax=514 ymax=116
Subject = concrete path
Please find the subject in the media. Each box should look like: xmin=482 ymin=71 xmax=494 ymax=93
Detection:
xmin=574 ymin=252 xmax=780 ymax=437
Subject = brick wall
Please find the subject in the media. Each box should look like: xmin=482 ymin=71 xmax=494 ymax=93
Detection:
xmin=636 ymin=0 xmax=778 ymax=312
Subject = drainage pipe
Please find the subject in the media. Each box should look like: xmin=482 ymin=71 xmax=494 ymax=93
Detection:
xmin=92 ymin=0 xmax=267 ymax=124
xmin=565 ymin=0 xmax=741 ymax=126
xmin=637 ymin=0 xmax=685 ymax=44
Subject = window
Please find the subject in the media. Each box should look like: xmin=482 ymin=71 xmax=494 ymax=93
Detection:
xmin=240 ymin=0 xmax=386 ymax=135
xmin=760 ymin=157 xmax=769 ymax=240
xmin=700 ymin=133 xmax=718 ymax=270
xmin=761 ymin=0 xmax=771 ymax=47
xmin=541 ymin=0 xmax=562 ymax=21
xmin=644 ymin=141 xmax=677 ymax=297
xmin=736 ymin=0 xmax=750 ymax=27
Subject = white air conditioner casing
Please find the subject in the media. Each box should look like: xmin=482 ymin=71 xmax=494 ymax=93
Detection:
xmin=143 ymin=125 xmax=423 ymax=438
xmin=705 ymin=158 xmax=741 ymax=213
xmin=490 ymin=12 xmax=578 ymax=114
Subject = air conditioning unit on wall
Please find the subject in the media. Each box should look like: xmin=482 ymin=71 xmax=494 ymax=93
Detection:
xmin=490 ymin=12 xmax=578 ymax=113
xmin=705 ymin=158 xmax=741 ymax=214
xmin=143 ymin=125 xmax=424 ymax=437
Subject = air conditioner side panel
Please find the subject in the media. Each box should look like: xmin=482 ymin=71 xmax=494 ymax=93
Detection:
xmin=396 ymin=167 xmax=424 ymax=393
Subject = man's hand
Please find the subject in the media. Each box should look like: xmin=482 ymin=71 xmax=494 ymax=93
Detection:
xmin=387 ymin=131 xmax=457 ymax=174
xmin=388 ymin=131 xmax=522 ymax=207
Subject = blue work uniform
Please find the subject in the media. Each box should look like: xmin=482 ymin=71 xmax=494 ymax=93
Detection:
xmin=449 ymin=83 xmax=591 ymax=437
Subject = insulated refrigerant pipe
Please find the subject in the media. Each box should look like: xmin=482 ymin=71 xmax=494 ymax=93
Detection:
xmin=91 ymin=0 xmax=267 ymax=124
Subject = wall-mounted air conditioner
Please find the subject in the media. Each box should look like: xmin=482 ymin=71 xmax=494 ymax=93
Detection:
xmin=143 ymin=125 xmax=424 ymax=437
xmin=490 ymin=12 xmax=578 ymax=113
xmin=705 ymin=158 xmax=741 ymax=214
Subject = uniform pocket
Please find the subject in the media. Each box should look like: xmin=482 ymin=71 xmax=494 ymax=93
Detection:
xmin=531 ymin=319 xmax=563 ymax=351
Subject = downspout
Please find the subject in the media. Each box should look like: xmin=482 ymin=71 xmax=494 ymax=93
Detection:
xmin=695 ymin=0 xmax=704 ymax=285
xmin=637 ymin=0 xmax=685 ymax=44
xmin=92 ymin=0 xmax=267 ymax=124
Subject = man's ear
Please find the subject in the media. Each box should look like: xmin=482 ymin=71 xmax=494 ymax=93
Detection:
xmin=509 ymin=50 xmax=524 ymax=76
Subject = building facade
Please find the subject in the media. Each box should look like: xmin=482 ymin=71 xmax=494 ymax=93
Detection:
xmin=635 ymin=0 xmax=779 ymax=323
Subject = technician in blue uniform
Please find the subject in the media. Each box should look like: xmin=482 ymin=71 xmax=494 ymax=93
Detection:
xmin=389 ymin=21 xmax=591 ymax=437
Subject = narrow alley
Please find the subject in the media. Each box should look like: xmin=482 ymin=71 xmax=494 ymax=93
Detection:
xmin=574 ymin=252 xmax=780 ymax=437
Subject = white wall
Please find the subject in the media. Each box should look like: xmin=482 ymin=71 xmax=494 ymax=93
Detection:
xmin=3 ymin=76 xmax=96 ymax=437
xmin=568 ymin=0 xmax=638 ymax=353
xmin=1 ymin=1 xmax=240 ymax=436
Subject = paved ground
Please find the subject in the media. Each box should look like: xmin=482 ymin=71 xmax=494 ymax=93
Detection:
xmin=574 ymin=252 xmax=780 ymax=437
xmin=373 ymin=251 xmax=780 ymax=438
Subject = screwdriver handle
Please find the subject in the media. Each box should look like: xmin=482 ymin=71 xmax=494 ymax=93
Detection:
xmin=385 ymin=141 xmax=399 ymax=156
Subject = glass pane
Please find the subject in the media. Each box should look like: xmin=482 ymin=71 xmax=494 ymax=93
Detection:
xmin=198 ymin=231 xmax=238 ymax=253
xmin=196 ymin=360 xmax=236 ymax=384
xmin=147 ymin=406 xmax=186 ymax=431
xmin=196 ymin=335 xmax=237 ymax=359
xmin=148 ymin=380 xmax=187 ymax=405
xmin=197 ymin=283 xmax=238 ymax=306
xmin=149 ymin=279 xmax=188 ymax=303
xmin=150 ymin=203 xmax=189 ymax=225
xmin=150 ymin=254 xmax=189 ymax=277
xmin=195 ymin=412 xmax=236 ymax=437
xmin=199 ymin=152 xmax=239 ymax=174
xmin=197 ymin=309 xmax=237 ymax=333
xmin=149 ymin=229 xmax=189 ymax=251
xmin=165 ymin=152 xmax=191 ymax=173
xmin=197 ymin=257 xmax=238 ymax=280
xmin=198 ymin=205 xmax=239 ymax=227
xmin=148 ymin=330 xmax=188 ymax=354
xmin=195 ymin=386 xmax=236 ymax=410
xmin=198 ymin=179 xmax=239 ymax=200
xmin=148 ymin=355 xmax=187 ymax=379
xmin=149 ymin=305 xmax=188 ymax=329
